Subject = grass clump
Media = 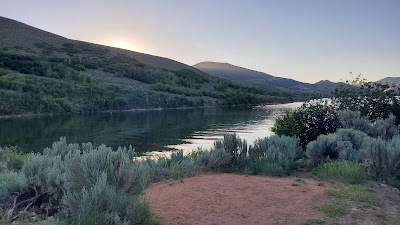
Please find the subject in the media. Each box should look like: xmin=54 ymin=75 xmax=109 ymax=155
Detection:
xmin=314 ymin=161 xmax=367 ymax=184
xmin=326 ymin=185 xmax=379 ymax=205
xmin=320 ymin=199 xmax=348 ymax=217
xmin=303 ymin=218 xmax=325 ymax=225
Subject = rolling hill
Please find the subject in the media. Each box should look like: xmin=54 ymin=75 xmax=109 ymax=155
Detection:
xmin=0 ymin=17 xmax=298 ymax=116
xmin=193 ymin=62 xmax=344 ymax=94
xmin=377 ymin=77 xmax=400 ymax=86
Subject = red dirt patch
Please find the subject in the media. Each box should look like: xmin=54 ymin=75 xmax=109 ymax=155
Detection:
xmin=144 ymin=173 xmax=327 ymax=225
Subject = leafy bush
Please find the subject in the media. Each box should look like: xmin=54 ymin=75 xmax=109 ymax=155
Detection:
xmin=245 ymin=135 xmax=301 ymax=176
xmin=362 ymin=136 xmax=400 ymax=183
xmin=0 ymin=146 xmax=26 ymax=171
xmin=333 ymin=77 xmax=400 ymax=123
xmin=314 ymin=161 xmax=366 ymax=184
xmin=272 ymin=102 xmax=341 ymax=149
xmin=306 ymin=129 xmax=368 ymax=165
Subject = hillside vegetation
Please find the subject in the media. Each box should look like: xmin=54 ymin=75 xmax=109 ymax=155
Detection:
xmin=0 ymin=17 xmax=297 ymax=115
xmin=0 ymin=79 xmax=400 ymax=224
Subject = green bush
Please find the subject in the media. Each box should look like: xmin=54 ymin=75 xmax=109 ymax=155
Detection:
xmin=272 ymin=102 xmax=340 ymax=149
xmin=0 ymin=146 xmax=26 ymax=171
xmin=362 ymin=136 xmax=400 ymax=183
xmin=314 ymin=161 xmax=366 ymax=184
xmin=333 ymin=78 xmax=400 ymax=123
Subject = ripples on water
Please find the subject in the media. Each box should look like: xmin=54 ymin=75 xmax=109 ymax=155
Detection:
xmin=166 ymin=102 xmax=302 ymax=154
xmin=0 ymin=102 xmax=302 ymax=155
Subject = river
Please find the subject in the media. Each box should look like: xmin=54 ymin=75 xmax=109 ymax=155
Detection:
xmin=0 ymin=102 xmax=302 ymax=154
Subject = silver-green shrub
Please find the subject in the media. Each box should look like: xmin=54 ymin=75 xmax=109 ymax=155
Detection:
xmin=62 ymin=144 xmax=150 ymax=213
xmin=43 ymin=137 xmax=79 ymax=158
xmin=306 ymin=129 xmax=368 ymax=165
xmin=193 ymin=148 xmax=233 ymax=171
xmin=0 ymin=170 xmax=28 ymax=196
xmin=247 ymin=135 xmax=301 ymax=175
xmin=338 ymin=110 xmax=400 ymax=139
xmin=143 ymin=151 xmax=202 ymax=182
xmin=0 ymin=137 xmax=153 ymax=224
xmin=64 ymin=173 xmax=151 ymax=225
xmin=214 ymin=133 xmax=247 ymax=159
xmin=63 ymin=144 xmax=149 ymax=195
xmin=362 ymin=136 xmax=400 ymax=182
xmin=22 ymin=153 xmax=65 ymax=201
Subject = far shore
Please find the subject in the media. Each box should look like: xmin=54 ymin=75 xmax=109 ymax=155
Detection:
xmin=0 ymin=101 xmax=302 ymax=120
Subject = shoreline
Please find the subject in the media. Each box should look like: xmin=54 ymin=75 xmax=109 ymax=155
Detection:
xmin=0 ymin=101 xmax=301 ymax=120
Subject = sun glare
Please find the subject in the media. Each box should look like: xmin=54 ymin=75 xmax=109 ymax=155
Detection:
xmin=109 ymin=40 xmax=138 ymax=52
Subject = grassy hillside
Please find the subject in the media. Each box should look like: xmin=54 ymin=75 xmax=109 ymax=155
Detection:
xmin=194 ymin=61 xmax=344 ymax=95
xmin=0 ymin=17 xmax=297 ymax=116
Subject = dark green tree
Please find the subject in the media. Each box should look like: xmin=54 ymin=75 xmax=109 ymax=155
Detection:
xmin=332 ymin=74 xmax=400 ymax=123
xmin=272 ymin=102 xmax=341 ymax=149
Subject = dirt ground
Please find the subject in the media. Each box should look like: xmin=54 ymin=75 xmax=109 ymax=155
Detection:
xmin=144 ymin=173 xmax=327 ymax=225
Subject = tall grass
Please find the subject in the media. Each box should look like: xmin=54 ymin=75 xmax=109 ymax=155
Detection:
xmin=314 ymin=161 xmax=366 ymax=184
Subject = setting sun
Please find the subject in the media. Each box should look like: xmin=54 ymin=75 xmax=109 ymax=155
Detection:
xmin=109 ymin=40 xmax=138 ymax=52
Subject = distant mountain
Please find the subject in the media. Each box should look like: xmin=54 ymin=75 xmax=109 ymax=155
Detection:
xmin=377 ymin=77 xmax=400 ymax=86
xmin=193 ymin=62 xmax=344 ymax=94
xmin=0 ymin=17 xmax=297 ymax=115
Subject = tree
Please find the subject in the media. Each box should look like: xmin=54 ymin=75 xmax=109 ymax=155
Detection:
xmin=272 ymin=102 xmax=340 ymax=149
xmin=332 ymin=74 xmax=400 ymax=123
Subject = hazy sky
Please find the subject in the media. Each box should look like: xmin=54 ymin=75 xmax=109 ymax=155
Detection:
xmin=1 ymin=0 xmax=399 ymax=83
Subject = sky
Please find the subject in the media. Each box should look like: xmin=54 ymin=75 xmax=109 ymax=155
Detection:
xmin=0 ymin=0 xmax=399 ymax=83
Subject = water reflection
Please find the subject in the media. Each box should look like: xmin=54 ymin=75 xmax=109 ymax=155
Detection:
xmin=0 ymin=102 xmax=301 ymax=154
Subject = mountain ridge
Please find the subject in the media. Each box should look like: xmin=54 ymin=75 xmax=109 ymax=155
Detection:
xmin=193 ymin=61 xmax=345 ymax=94
xmin=377 ymin=77 xmax=400 ymax=86
xmin=0 ymin=16 xmax=297 ymax=115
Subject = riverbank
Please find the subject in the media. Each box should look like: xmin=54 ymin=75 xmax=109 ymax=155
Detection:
xmin=0 ymin=101 xmax=304 ymax=120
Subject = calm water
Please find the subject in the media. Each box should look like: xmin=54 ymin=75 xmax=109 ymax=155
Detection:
xmin=0 ymin=102 xmax=301 ymax=155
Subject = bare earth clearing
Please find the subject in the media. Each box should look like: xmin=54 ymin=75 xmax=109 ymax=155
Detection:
xmin=144 ymin=174 xmax=327 ymax=225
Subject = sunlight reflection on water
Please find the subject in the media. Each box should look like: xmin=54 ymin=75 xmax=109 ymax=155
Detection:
xmin=165 ymin=102 xmax=302 ymax=154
